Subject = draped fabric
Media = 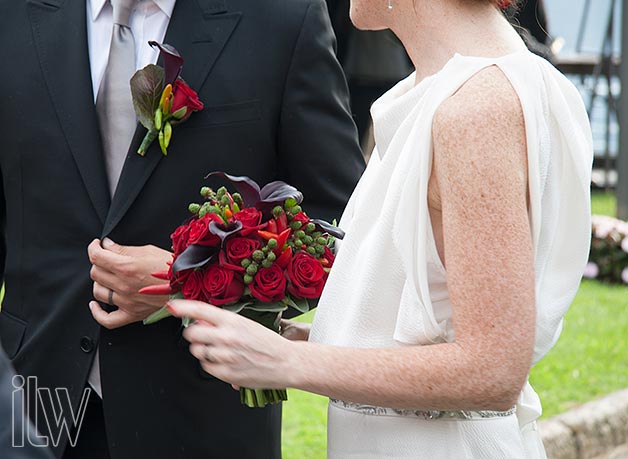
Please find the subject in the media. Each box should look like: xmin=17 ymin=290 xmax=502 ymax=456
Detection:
xmin=310 ymin=50 xmax=592 ymax=458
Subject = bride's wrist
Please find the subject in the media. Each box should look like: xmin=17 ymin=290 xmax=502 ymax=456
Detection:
xmin=284 ymin=340 xmax=313 ymax=389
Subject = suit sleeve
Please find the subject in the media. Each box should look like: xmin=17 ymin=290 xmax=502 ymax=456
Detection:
xmin=277 ymin=0 xmax=365 ymax=223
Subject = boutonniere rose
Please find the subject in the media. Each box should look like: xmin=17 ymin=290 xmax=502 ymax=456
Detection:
xmin=130 ymin=41 xmax=204 ymax=156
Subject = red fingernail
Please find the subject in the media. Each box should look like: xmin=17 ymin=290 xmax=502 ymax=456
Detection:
xmin=166 ymin=302 xmax=176 ymax=314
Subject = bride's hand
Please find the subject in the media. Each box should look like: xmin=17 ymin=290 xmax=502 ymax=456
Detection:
xmin=280 ymin=319 xmax=310 ymax=341
xmin=168 ymin=300 xmax=302 ymax=389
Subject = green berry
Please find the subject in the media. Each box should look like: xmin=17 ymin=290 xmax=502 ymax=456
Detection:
xmin=295 ymin=230 xmax=306 ymax=239
xmin=294 ymin=239 xmax=303 ymax=247
xmin=284 ymin=198 xmax=298 ymax=209
xmin=198 ymin=203 xmax=211 ymax=217
xmin=317 ymin=237 xmax=327 ymax=245
xmin=305 ymin=223 xmax=316 ymax=233
xmin=232 ymin=193 xmax=243 ymax=206
xmin=241 ymin=259 xmax=252 ymax=268
xmin=315 ymin=245 xmax=325 ymax=255
xmin=290 ymin=205 xmax=302 ymax=215
xmin=268 ymin=238 xmax=278 ymax=249
xmin=290 ymin=221 xmax=303 ymax=231
xmin=303 ymin=235 xmax=313 ymax=245
xmin=200 ymin=187 xmax=212 ymax=198
xmin=246 ymin=264 xmax=258 ymax=275
xmin=188 ymin=203 xmax=201 ymax=214
xmin=244 ymin=274 xmax=253 ymax=284
xmin=220 ymin=195 xmax=230 ymax=206
xmin=266 ymin=252 xmax=277 ymax=262
xmin=262 ymin=259 xmax=273 ymax=269
xmin=312 ymin=231 xmax=322 ymax=239
xmin=306 ymin=246 xmax=316 ymax=255
xmin=217 ymin=186 xmax=227 ymax=197
xmin=252 ymin=250 xmax=264 ymax=261
xmin=272 ymin=206 xmax=284 ymax=218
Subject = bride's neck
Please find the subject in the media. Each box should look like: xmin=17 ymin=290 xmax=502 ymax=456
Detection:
xmin=390 ymin=1 xmax=526 ymax=83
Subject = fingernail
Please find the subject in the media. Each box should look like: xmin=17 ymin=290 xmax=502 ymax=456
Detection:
xmin=102 ymin=238 xmax=114 ymax=249
xmin=89 ymin=302 xmax=95 ymax=310
xmin=166 ymin=302 xmax=176 ymax=313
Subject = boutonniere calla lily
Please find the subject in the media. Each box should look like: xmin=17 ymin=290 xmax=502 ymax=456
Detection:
xmin=130 ymin=41 xmax=204 ymax=156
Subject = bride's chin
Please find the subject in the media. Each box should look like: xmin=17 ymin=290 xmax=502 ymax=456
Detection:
xmin=349 ymin=4 xmax=389 ymax=31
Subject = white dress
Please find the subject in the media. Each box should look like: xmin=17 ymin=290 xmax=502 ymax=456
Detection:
xmin=310 ymin=50 xmax=593 ymax=458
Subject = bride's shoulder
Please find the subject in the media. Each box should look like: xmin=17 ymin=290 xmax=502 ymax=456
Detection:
xmin=433 ymin=65 xmax=523 ymax=139
xmin=431 ymin=65 xmax=527 ymax=190
xmin=432 ymin=65 xmax=526 ymax=166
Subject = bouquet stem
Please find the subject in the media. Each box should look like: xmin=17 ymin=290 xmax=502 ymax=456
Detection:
xmin=240 ymin=388 xmax=288 ymax=408
xmin=238 ymin=310 xmax=288 ymax=408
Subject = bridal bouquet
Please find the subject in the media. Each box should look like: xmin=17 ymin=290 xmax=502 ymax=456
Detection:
xmin=141 ymin=172 xmax=343 ymax=407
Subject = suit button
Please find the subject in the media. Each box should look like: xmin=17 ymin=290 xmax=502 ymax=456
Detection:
xmin=80 ymin=336 xmax=94 ymax=353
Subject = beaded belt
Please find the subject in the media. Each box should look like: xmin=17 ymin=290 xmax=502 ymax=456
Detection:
xmin=330 ymin=398 xmax=516 ymax=420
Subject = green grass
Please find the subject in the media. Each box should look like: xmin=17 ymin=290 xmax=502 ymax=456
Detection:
xmin=281 ymin=191 xmax=627 ymax=458
xmin=282 ymin=311 xmax=328 ymax=459
xmin=591 ymin=191 xmax=617 ymax=216
xmin=529 ymin=280 xmax=628 ymax=417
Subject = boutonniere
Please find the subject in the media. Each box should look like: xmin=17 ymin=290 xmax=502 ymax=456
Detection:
xmin=131 ymin=41 xmax=204 ymax=156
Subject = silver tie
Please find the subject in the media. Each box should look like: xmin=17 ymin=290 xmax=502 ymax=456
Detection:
xmin=96 ymin=0 xmax=138 ymax=195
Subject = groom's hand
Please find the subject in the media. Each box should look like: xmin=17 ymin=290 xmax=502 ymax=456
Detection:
xmin=87 ymin=238 xmax=172 ymax=329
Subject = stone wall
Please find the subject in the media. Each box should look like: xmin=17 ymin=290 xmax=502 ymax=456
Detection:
xmin=540 ymin=389 xmax=628 ymax=459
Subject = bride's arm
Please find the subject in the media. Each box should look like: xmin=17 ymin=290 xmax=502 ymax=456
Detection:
xmin=170 ymin=67 xmax=536 ymax=412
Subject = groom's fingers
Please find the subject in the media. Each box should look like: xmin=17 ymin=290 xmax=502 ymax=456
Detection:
xmin=90 ymin=265 xmax=118 ymax=291
xmin=89 ymin=301 xmax=136 ymax=329
xmin=88 ymin=239 xmax=127 ymax=273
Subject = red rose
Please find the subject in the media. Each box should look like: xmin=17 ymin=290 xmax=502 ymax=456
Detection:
xmin=249 ymin=264 xmax=287 ymax=303
xmin=233 ymin=208 xmax=263 ymax=235
xmin=170 ymin=223 xmax=191 ymax=255
xmin=188 ymin=215 xmax=221 ymax=246
xmin=286 ymin=252 xmax=326 ymax=299
xmin=182 ymin=270 xmax=205 ymax=301
xmin=292 ymin=212 xmax=310 ymax=226
xmin=202 ymin=264 xmax=244 ymax=306
xmin=221 ymin=237 xmax=262 ymax=271
xmin=171 ymin=80 xmax=204 ymax=121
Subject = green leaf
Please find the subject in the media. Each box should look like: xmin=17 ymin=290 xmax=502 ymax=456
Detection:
xmin=239 ymin=309 xmax=282 ymax=331
xmin=221 ymin=301 xmax=254 ymax=314
xmin=244 ymin=302 xmax=288 ymax=313
xmin=143 ymin=305 xmax=172 ymax=325
xmin=285 ymin=296 xmax=310 ymax=314
xmin=130 ymin=64 xmax=165 ymax=130
xmin=170 ymin=291 xmax=185 ymax=301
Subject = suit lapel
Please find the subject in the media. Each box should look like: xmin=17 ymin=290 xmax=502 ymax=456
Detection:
xmin=27 ymin=0 xmax=111 ymax=225
xmin=102 ymin=0 xmax=242 ymax=238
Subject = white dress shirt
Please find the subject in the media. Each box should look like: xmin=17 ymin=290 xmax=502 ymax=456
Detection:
xmin=86 ymin=0 xmax=176 ymax=398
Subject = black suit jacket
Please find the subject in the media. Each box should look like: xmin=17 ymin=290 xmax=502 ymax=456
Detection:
xmin=0 ymin=1 xmax=365 ymax=458
xmin=0 ymin=344 xmax=54 ymax=459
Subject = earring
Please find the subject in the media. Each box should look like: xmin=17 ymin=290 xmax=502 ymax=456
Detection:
xmin=388 ymin=0 xmax=392 ymax=9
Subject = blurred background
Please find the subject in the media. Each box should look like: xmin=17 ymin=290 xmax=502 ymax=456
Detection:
xmin=283 ymin=1 xmax=628 ymax=458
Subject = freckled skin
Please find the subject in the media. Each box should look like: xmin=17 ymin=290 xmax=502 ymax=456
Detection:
xmin=170 ymin=0 xmax=537 ymax=413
